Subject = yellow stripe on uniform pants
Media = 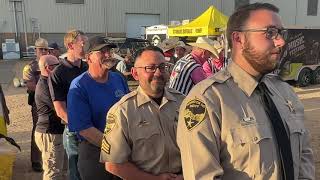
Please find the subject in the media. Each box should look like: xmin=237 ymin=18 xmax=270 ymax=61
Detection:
xmin=0 ymin=84 xmax=8 ymax=136
xmin=0 ymin=108 xmax=7 ymax=136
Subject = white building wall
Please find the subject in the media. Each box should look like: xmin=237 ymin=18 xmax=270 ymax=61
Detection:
xmin=296 ymin=0 xmax=320 ymax=28
xmin=1 ymin=0 xmax=320 ymax=34
xmin=107 ymin=0 xmax=168 ymax=35
xmin=231 ymin=0 xmax=320 ymax=27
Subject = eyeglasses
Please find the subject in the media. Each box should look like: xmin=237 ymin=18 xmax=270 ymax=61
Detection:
xmin=135 ymin=64 xmax=169 ymax=73
xmin=235 ymin=26 xmax=287 ymax=40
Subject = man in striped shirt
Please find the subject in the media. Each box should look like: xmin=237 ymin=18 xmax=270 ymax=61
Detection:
xmin=169 ymin=37 xmax=219 ymax=95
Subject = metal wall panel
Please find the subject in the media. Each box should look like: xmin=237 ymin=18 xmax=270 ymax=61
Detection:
xmin=24 ymin=0 xmax=107 ymax=33
xmin=106 ymin=0 xmax=168 ymax=34
xmin=168 ymin=0 xmax=216 ymax=23
xmin=0 ymin=0 xmax=16 ymax=33
xmin=1 ymin=0 xmax=320 ymax=34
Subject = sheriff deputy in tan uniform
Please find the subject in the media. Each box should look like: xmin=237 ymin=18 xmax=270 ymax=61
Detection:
xmin=22 ymin=38 xmax=49 ymax=172
xmin=100 ymin=46 xmax=185 ymax=180
xmin=177 ymin=3 xmax=315 ymax=180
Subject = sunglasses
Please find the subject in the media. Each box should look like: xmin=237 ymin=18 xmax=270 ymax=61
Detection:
xmin=36 ymin=48 xmax=49 ymax=51
xmin=235 ymin=26 xmax=287 ymax=40
xmin=45 ymin=63 xmax=59 ymax=68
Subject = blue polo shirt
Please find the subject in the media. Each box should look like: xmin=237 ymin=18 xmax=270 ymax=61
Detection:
xmin=67 ymin=71 xmax=129 ymax=140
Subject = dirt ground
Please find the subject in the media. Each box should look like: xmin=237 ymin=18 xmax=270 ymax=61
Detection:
xmin=2 ymin=60 xmax=320 ymax=179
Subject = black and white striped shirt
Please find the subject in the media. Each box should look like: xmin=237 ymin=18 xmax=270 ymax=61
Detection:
xmin=169 ymin=54 xmax=201 ymax=95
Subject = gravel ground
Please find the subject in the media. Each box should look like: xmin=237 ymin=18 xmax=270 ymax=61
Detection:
xmin=2 ymin=60 xmax=320 ymax=179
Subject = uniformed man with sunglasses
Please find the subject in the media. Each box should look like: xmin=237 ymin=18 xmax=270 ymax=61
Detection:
xmin=177 ymin=3 xmax=315 ymax=180
xmin=22 ymin=37 xmax=50 ymax=172
xmin=101 ymin=46 xmax=184 ymax=180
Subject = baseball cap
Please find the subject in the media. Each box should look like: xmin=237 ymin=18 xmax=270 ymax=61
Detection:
xmin=84 ymin=36 xmax=117 ymax=54
xmin=48 ymin=42 xmax=60 ymax=50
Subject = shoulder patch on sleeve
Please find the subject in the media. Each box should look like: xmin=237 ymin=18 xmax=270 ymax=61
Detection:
xmin=105 ymin=113 xmax=117 ymax=135
xmin=23 ymin=64 xmax=31 ymax=73
xmin=183 ymin=98 xmax=207 ymax=131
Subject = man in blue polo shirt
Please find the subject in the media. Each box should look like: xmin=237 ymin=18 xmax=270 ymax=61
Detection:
xmin=67 ymin=36 xmax=129 ymax=180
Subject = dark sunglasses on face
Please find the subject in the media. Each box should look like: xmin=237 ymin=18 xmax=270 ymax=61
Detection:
xmin=135 ymin=63 xmax=169 ymax=73
xmin=45 ymin=63 xmax=59 ymax=68
xmin=37 ymin=48 xmax=49 ymax=51
xmin=235 ymin=26 xmax=287 ymax=40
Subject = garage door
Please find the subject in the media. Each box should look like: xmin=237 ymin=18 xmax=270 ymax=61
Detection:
xmin=126 ymin=14 xmax=160 ymax=38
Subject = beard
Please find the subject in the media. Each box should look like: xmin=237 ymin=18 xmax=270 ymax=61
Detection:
xmin=242 ymin=39 xmax=281 ymax=74
xmin=150 ymin=76 xmax=166 ymax=91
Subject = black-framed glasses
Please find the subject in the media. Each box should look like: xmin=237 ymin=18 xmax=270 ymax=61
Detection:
xmin=135 ymin=63 xmax=169 ymax=73
xmin=235 ymin=26 xmax=287 ymax=40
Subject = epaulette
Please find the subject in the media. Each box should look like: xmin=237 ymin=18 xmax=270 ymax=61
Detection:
xmin=264 ymin=73 xmax=284 ymax=81
xmin=189 ymin=69 xmax=231 ymax=95
xmin=211 ymin=69 xmax=232 ymax=83
xmin=116 ymin=90 xmax=138 ymax=105
xmin=167 ymin=87 xmax=183 ymax=95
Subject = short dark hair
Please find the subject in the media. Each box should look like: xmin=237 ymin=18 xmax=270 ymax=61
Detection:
xmin=226 ymin=3 xmax=279 ymax=48
xmin=133 ymin=46 xmax=164 ymax=64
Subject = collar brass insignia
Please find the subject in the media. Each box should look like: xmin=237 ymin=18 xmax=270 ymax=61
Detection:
xmin=184 ymin=98 xmax=207 ymax=131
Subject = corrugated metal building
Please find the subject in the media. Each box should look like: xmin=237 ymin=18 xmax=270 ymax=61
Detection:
xmin=0 ymin=0 xmax=319 ymax=51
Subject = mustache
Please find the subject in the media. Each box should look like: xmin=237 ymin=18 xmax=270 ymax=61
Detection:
xmin=152 ymin=76 xmax=165 ymax=81
xmin=100 ymin=58 xmax=117 ymax=65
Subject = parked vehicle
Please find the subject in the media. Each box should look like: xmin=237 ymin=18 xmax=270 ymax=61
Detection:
xmin=106 ymin=37 xmax=151 ymax=57
xmin=278 ymin=28 xmax=320 ymax=86
xmin=145 ymin=25 xmax=168 ymax=46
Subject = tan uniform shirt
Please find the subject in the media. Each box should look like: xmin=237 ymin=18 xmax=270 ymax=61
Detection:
xmin=100 ymin=87 xmax=185 ymax=175
xmin=23 ymin=59 xmax=40 ymax=83
xmin=177 ymin=62 xmax=315 ymax=180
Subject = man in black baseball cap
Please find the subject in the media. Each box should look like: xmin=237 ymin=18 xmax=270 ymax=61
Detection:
xmin=67 ymin=35 xmax=128 ymax=180
xmin=84 ymin=36 xmax=118 ymax=69
xmin=48 ymin=42 xmax=61 ymax=58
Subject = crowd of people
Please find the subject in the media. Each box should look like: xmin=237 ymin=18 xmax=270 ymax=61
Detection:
xmin=17 ymin=2 xmax=315 ymax=180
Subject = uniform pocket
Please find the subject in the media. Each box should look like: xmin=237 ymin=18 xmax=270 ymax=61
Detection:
xmin=230 ymin=124 xmax=274 ymax=175
xmin=131 ymin=122 xmax=162 ymax=163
